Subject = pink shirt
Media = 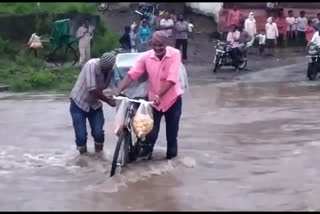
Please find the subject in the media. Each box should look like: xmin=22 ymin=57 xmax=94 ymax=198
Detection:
xmin=227 ymin=10 xmax=242 ymax=28
xmin=128 ymin=46 xmax=183 ymax=112
xmin=306 ymin=26 xmax=315 ymax=42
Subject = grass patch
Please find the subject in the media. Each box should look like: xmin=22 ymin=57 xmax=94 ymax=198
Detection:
xmin=0 ymin=3 xmax=98 ymax=16
xmin=0 ymin=49 xmax=79 ymax=92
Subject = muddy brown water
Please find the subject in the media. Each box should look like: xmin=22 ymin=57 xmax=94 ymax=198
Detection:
xmin=1 ymin=59 xmax=320 ymax=211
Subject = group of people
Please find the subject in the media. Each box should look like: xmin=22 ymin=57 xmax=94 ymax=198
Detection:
xmin=119 ymin=10 xmax=194 ymax=61
xmin=70 ymin=30 xmax=184 ymax=160
xmin=225 ymin=6 xmax=320 ymax=57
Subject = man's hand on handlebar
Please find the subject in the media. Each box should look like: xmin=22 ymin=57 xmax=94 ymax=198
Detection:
xmin=152 ymin=95 xmax=160 ymax=106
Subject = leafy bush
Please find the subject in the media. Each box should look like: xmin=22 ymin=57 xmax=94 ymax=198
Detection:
xmin=92 ymin=30 xmax=121 ymax=58
xmin=25 ymin=71 xmax=57 ymax=89
xmin=0 ymin=3 xmax=98 ymax=16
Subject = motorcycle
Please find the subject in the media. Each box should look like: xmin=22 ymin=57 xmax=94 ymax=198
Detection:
xmin=212 ymin=40 xmax=248 ymax=73
xmin=306 ymin=45 xmax=320 ymax=80
xmin=96 ymin=2 xmax=109 ymax=11
xmin=134 ymin=2 xmax=159 ymax=21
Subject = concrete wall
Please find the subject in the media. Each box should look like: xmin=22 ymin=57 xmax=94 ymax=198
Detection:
xmin=185 ymin=3 xmax=223 ymax=23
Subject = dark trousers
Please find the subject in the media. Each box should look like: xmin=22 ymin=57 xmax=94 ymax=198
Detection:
xmin=297 ymin=31 xmax=306 ymax=46
xmin=277 ymin=33 xmax=284 ymax=47
xmin=230 ymin=47 xmax=242 ymax=68
xmin=259 ymin=44 xmax=265 ymax=56
xmin=146 ymin=96 xmax=182 ymax=158
xmin=70 ymin=99 xmax=105 ymax=148
xmin=175 ymin=39 xmax=188 ymax=60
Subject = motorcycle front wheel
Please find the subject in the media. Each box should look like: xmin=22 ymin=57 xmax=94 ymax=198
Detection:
xmin=97 ymin=3 xmax=109 ymax=11
xmin=213 ymin=56 xmax=220 ymax=73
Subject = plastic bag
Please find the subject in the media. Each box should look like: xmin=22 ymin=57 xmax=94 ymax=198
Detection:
xmin=114 ymin=100 xmax=130 ymax=136
xmin=133 ymin=101 xmax=154 ymax=138
xmin=179 ymin=63 xmax=189 ymax=92
xmin=28 ymin=33 xmax=43 ymax=49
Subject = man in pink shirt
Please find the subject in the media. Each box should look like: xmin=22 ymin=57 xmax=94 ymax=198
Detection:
xmin=114 ymin=31 xmax=183 ymax=160
xmin=226 ymin=5 xmax=243 ymax=29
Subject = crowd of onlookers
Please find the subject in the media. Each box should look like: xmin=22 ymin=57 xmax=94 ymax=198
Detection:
xmin=225 ymin=6 xmax=320 ymax=56
xmin=119 ymin=10 xmax=194 ymax=61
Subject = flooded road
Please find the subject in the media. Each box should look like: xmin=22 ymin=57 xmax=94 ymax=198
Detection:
xmin=1 ymin=58 xmax=320 ymax=211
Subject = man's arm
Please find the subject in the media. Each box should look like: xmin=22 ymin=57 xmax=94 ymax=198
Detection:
xmin=90 ymin=90 xmax=116 ymax=107
xmin=85 ymin=63 xmax=115 ymax=107
xmin=114 ymin=56 xmax=146 ymax=95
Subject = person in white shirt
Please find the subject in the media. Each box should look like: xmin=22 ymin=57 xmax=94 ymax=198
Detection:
xmin=312 ymin=13 xmax=320 ymax=27
xmin=245 ymin=12 xmax=257 ymax=47
xmin=310 ymin=29 xmax=320 ymax=47
xmin=286 ymin=10 xmax=296 ymax=43
xmin=256 ymin=31 xmax=266 ymax=56
xmin=265 ymin=17 xmax=278 ymax=56
xmin=296 ymin=11 xmax=308 ymax=45
xmin=76 ymin=18 xmax=95 ymax=68
xmin=160 ymin=11 xmax=175 ymax=46
xmin=226 ymin=24 xmax=241 ymax=71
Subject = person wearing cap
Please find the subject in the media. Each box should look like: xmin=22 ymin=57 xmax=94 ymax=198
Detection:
xmin=70 ymin=52 xmax=116 ymax=155
xmin=113 ymin=31 xmax=183 ymax=160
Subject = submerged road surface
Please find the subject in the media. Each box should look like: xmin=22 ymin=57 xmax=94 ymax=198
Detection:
xmin=1 ymin=59 xmax=320 ymax=211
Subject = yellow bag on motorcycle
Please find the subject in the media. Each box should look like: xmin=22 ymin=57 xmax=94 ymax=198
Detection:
xmin=133 ymin=101 xmax=153 ymax=138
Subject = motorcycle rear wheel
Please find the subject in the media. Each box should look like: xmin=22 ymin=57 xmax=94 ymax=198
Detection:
xmin=238 ymin=59 xmax=247 ymax=70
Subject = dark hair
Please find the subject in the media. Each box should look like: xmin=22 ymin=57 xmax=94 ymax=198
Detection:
xmin=317 ymin=13 xmax=320 ymax=16
xmin=124 ymin=26 xmax=130 ymax=32
xmin=300 ymin=11 xmax=305 ymax=15
xmin=231 ymin=24 xmax=238 ymax=30
xmin=308 ymin=20 xmax=313 ymax=25
xmin=288 ymin=10 xmax=293 ymax=14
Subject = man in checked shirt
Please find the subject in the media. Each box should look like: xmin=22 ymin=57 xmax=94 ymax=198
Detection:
xmin=70 ymin=52 xmax=116 ymax=155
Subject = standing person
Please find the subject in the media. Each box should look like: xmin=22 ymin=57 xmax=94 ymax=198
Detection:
xmin=188 ymin=18 xmax=194 ymax=40
xmin=130 ymin=25 xmax=140 ymax=53
xmin=275 ymin=9 xmax=287 ymax=47
xmin=256 ymin=30 xmax=266 ymax=56
xmin=226 ymin=5 xmax=243 ymax=29
xmin=306 ymin=20 xmax=315 ymax=43
xmin=175 ymin=14 xmax=189 ymax=61
xmin=170 ymin=9 xmax=178 ymax=23
xmin=296 ymin=11 xmax=308 ymax=46
xmin=113 ymin=31 xmax=183 ymax=160
xmin=119 ymin=26 xmax=131 ymax=51
xmin=160 ymin=11 xmax=175 ymax=46
xmin=312 ymin=13 xmax=320 ymax=26
xmin=265 ymin=17 xmax=278 ymax=56
xmin=70 ymin=52 xmax=116 ymax=155
xmin=154 ymin=10 xmax=165 ymax=31
xmin=139 ymin=19 xmax=152 ymax=52
xmin=286 ymin=10 xmax=296 ymax=45
xmin=226 ymin=24 xmax=241 ymax=71
xmin=244 ymin=12 xmax=257 ymax=47
xmin=76 ymin=18 xmax=94 ymax=68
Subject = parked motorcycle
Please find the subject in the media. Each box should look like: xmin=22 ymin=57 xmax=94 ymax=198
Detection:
xmin=134 ymin=2 xmax=159 ymax=21
xmin=97 ymin=2 xmax=109 ymax=11
xmin=212 ymin=40 xmax=248 ymax=73
xmin=306 ymin=45 xmax=320 ymax=80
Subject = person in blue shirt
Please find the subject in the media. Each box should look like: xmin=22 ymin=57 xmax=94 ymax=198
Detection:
xmin=139 ymin=19 xmax=151 ymax=52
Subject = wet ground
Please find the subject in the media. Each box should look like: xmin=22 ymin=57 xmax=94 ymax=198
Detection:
xmin=2 ymin=54 xmax=320 ymax=211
